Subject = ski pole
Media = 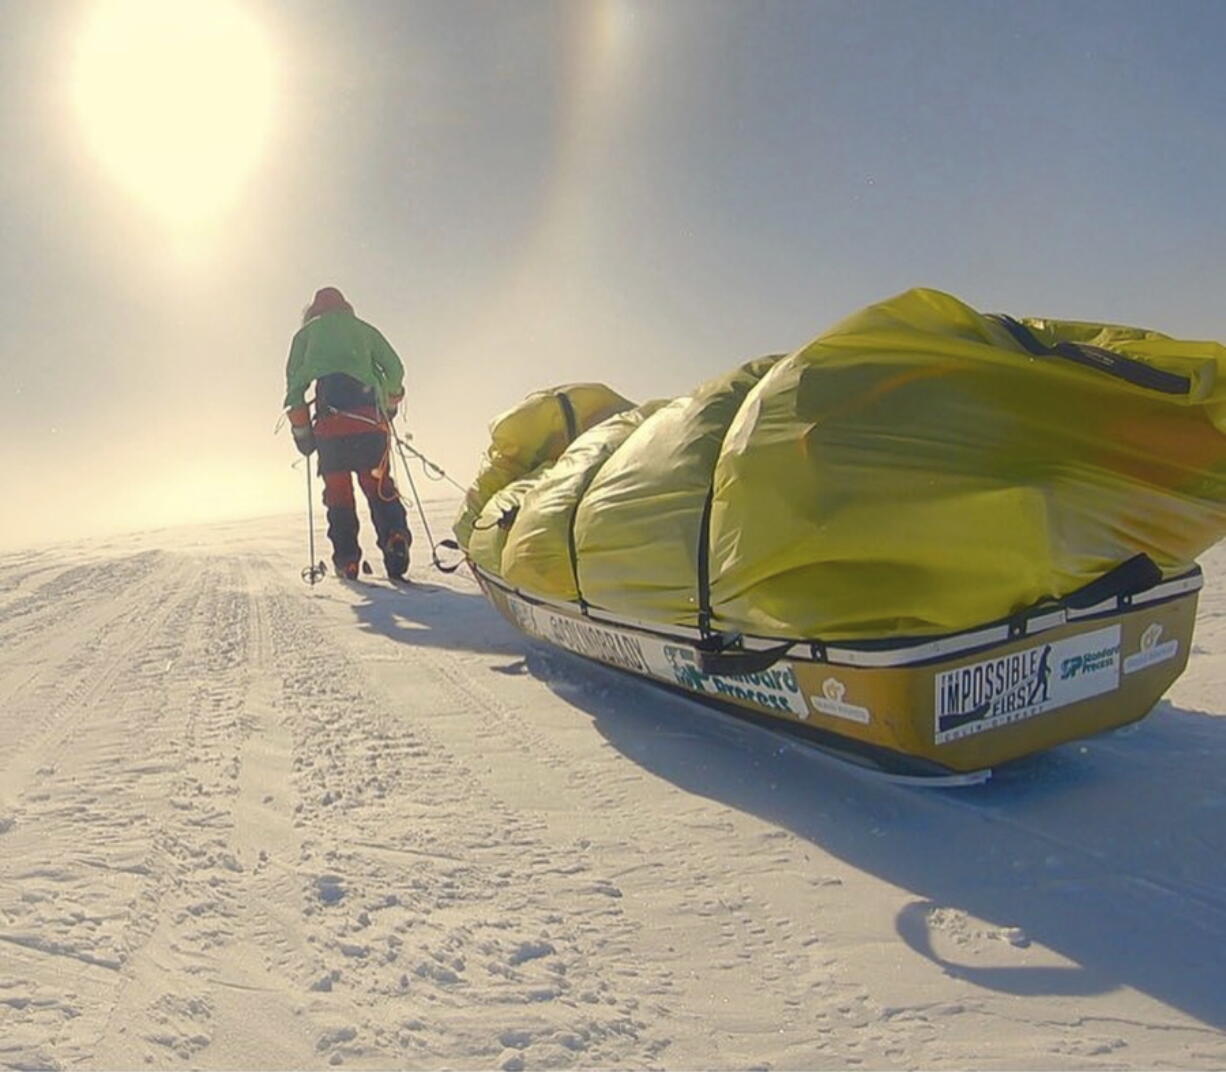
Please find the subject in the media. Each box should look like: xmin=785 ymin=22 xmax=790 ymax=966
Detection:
xmin=302 ymin=460 xmax=327 ymax=585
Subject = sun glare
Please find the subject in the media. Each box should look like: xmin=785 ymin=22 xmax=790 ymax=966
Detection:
xmin=71 ymin=0 xmax=277 ymax=230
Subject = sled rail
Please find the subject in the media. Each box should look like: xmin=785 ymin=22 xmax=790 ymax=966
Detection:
xmin=470 ymin=560 xmax=1201 ymax=775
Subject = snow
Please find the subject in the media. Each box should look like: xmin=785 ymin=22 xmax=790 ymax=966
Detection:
xmin=1 ymin=496 xmax=1224 ymax=1070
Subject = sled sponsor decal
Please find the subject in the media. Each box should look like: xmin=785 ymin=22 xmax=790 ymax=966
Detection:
xmin=1123 ymin=622 xmax=1179 ymax=675
xmin=538 ymin=613 xmax=651 ymax=673
xmin=934 ymin=625 xmax=1121 ymax=744
xmin=642 ymin=643 xmax=809 ymax=717
xmin=504 ymin=596 xmax=648 ymax=673
xmin=502 ymin=598 xmax=803 ymax=701
xmin=502 ymin=593 xmax=647 ymax=667
xmin=809 ymin=677 xmax=871 ymax=724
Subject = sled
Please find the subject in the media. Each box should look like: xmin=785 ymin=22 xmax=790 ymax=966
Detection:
xmin=472 ymin=560 xmax=1201 ymax=777
xmin=453 ymin=289 xmax=1226 ymax=777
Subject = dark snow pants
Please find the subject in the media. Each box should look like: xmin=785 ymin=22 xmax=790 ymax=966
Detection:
xmin=318 ymin=429 xmax=411 ymax=574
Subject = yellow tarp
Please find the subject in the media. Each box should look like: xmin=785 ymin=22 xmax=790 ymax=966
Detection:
xmin=456 ymin=288 xmax=1226 ymax=641
xmin=453 ymin=384 xmax=633 ymax=547
xmin=501 ymin=401 xmax=668 ymax=601
xmin=575 ymin=357 xmax=780 ymax=624
xmin=466 ymin=465 xmax=551 ymax=577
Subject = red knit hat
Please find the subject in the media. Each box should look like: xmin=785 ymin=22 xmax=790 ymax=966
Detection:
xmin=305 ymin=286 xmax=353 ymax=320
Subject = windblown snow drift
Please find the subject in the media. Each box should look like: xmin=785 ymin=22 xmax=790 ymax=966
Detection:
xmin=454 ymin=288 xmax=1226 ymax=775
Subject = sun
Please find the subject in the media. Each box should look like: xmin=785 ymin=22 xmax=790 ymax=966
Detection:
xmin=71 ymin=0 xmax=277 ymax=229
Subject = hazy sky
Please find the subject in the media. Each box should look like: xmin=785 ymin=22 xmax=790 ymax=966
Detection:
xmin=3 ymin=0 xmax=1226 ymax=550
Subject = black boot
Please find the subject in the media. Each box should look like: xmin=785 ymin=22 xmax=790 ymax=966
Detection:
xmin=326 ymin=506 xmax=362 ymax=578
xmin=369 ymin=496 xmax=411 ymax=580
xmin=382 ymin=531 xmax=411 ymax=580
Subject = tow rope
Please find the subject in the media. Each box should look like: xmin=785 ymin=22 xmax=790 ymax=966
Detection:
xmin=379 ymin=424 xmax=460 ymax=573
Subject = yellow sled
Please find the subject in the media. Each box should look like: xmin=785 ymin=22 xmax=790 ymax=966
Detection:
xmin=454 ymin=289 xmax=1226 ymax=778
xmin=472 ymin=558 xmax=1200 ymax=778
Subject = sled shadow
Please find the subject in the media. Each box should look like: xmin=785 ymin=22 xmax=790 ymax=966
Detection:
xmin=520 ymin=643 xmax=1226 ymax=1030
xmin=344 ymin=579 xmax=526 ymax=658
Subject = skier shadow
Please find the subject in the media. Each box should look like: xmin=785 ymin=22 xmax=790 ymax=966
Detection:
xmin=521 ymin=643 xmax=1226 ymax=1031
xmin=344 ymin=580 xmax=526 ymax=657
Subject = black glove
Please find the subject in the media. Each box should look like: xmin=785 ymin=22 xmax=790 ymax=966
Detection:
xmin=292 ymin=424 xmax=317 ymax=456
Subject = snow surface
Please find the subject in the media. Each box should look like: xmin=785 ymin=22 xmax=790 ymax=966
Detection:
xmin=1 ymin=495 xmax=1224 ymax=1070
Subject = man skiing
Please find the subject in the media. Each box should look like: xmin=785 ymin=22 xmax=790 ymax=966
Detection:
xmin=284 ymin=286 xmax=412 ymax=581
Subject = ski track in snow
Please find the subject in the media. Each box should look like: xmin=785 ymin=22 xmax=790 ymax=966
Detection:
xmin=0 ymin=502 xmax=1223 ymax=1070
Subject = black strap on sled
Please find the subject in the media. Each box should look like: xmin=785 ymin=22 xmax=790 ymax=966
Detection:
xmin=695 ymin=488 xmax=716 ymax=634
xmin=432 ymin=538 xmax=464 ymax=572
xmin=556 ymin=390 xmax=579 ymax=442
xmin=989 ymin=314 xmax=1192 ymax=396
xmin=553 ymin=389 xmax=587 ymax=600
xmin=695 ymin=636 xmax=792 ymax=676
xmin=1062 ymin=553 xmax=1163 ymax=610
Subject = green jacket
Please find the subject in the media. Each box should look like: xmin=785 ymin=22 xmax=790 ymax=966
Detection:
xmin=283 ymin=310 xmax=405 ymax=410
